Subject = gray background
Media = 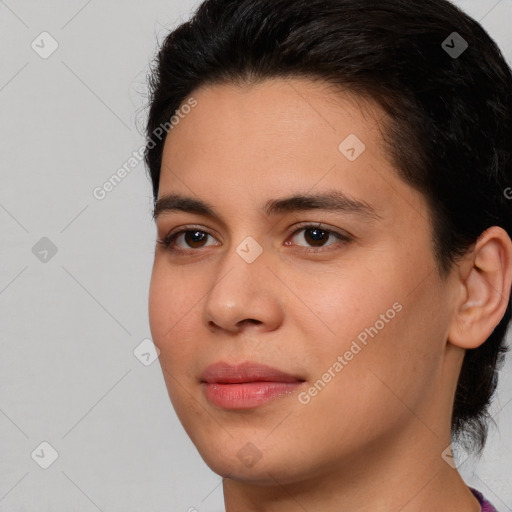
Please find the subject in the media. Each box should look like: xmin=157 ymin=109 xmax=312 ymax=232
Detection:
xmin=1 ymin=0 xmax=511 ymax=510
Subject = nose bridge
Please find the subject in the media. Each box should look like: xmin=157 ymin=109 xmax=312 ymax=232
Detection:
xmin=202 ymin=231 xmax=280 ymax=332
xmin=216 ymin=220 xmax=268 ymax=277
xmin=208 ymin=232 xmax=266 ymax=304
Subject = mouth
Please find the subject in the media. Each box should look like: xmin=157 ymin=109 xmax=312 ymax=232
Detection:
xmin=200 ymin=361 xmax=306 ymax=409
xmin=200 ymin=360 xmax=306 ymax=384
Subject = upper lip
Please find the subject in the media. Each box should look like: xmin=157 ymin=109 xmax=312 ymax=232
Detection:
xmin=200 ymin=361 xmax=305 ymax=384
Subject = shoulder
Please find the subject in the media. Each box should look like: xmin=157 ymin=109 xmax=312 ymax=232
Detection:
xmin=470 ymin=487 xmax=499 ymax=512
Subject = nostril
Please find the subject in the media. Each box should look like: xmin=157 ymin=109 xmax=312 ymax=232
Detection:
xmin=237 ymin=319 xmax=262 ymax=328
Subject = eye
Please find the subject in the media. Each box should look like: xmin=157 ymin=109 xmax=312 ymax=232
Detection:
xmin=157 ymin=228 xmax=220 ymax=253
xmin=156 ymin=223 xmax=352 ymax=255
xmin=286 ymin=224 xmax=352 ymax=251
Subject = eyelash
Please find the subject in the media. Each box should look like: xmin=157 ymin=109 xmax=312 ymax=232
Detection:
xmin=156 ymin=223 xmax=352 ymax=255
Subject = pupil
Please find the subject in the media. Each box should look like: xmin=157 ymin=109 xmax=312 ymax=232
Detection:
xmin=186 ymin=231 xmax=206 ymax=247
xmin=306 ymin=228 xmax=327 ymax=246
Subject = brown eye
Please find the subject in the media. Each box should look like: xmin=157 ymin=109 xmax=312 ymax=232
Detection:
xmin=183 ymin=230 xmax=209 ymax=248
xmin=302 ymin=227 xmax=331 ymax=247
xmin=157 ymin=228 xmax=220 ymax=253
xmin=288 ymin=224 xmax=351 ymax=250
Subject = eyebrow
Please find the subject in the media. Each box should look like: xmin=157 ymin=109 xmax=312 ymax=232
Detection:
xmin=153 ymin=191 xmax=381 ymax=221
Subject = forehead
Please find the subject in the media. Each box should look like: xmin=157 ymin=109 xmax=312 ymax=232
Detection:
xmin=163 ymin=78 xmax=384 ymax=159
xmin=158 ymin=78 xmax=428 ymax=226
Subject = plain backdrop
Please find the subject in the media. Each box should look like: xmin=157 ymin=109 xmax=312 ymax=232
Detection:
xmin=1 ymin=0 xmax=511 ymax=510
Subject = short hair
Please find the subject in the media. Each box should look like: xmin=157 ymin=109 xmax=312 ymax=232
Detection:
xmin=144 ymin=0 xmax=512 ymax=454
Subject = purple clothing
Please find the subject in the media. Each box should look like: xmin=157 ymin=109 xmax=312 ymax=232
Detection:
xmin=470 ymin=487 xmax=498 ymax=512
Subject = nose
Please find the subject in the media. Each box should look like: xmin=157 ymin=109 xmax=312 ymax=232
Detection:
xmin=202 ymin=243 xmax=283 ymax=335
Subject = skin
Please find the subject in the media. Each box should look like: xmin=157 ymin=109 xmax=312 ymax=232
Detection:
xmin=148 ymin=78 xmax=512 ymax=512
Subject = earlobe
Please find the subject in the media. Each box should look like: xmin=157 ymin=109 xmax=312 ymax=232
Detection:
xmin=448 ymin=226 xmax=512 ymax=350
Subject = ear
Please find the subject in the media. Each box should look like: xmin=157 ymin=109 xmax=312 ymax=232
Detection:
xmin=448 ymin=226 xmax=512 ymax=349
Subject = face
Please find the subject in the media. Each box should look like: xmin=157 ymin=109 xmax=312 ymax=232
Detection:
xmin=148 ymin=78 xmax=461 ymax=484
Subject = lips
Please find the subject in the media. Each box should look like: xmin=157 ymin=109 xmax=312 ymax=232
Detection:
xmin=200 ymin=361 xmax=305 ymax=384
xmin=200 ymin=361 xmax=306 ymax=410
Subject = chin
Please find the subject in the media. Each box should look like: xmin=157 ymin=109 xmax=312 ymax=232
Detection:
xmin=194 ymin=439 xmax=313 ymax=486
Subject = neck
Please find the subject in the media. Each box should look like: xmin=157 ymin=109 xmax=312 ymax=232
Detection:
xmin=222 ymin=425 xmax=481 ymax=512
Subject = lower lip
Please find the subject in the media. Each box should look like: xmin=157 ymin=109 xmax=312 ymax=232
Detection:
xmin=203 ymin=381 xmax=304 ymax=409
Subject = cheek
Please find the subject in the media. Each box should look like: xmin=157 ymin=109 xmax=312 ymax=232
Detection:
xmin=294 ymin=260 xmax=440 ymax=395
xmin=148 ymin=263 xmax=200 ymax=353
xmin=293 ymin=265 xmax=395 ymax=347
xmin=148 ymin=266 xmax=204 ymax=407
